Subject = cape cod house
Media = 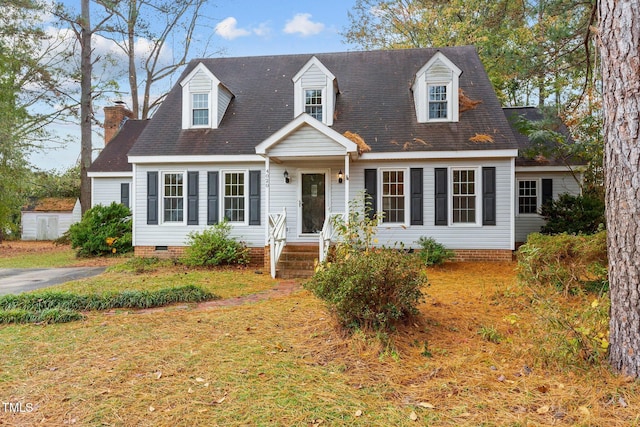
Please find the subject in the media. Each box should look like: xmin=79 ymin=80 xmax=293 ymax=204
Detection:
xmin=88 ymin=46 xmax=582 ymax=277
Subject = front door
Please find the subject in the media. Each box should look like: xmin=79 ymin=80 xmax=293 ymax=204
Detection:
xmin=301 ymin=173 xmax=326 ymax=234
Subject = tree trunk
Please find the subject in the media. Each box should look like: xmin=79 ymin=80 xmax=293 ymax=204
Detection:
xmin=600 ymin=0 xmax=640 ymax=378
xmin=79 ymin=0 xmax=92 ymax=215
xmin=128 ymin=0 xmax=139 ymax=119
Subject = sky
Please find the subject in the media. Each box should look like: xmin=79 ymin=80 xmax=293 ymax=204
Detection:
xmin=28 ymin=0 xmax=359 ymax=171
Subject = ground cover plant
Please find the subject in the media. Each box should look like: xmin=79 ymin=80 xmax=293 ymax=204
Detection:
xmin=1 ymin=261 xmax=638 ymax=426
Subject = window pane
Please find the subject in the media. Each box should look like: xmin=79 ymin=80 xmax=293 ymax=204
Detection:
xmin=382 ymin=170 xmax=405 ymax=223
xmin=518 ymin=180 xmax=538 ymax=214
xmin=192 ymin=94 xmax=209 ymax=125
xmin=428 ymin=85 xmax=448 ymax=119
xmin=305 ymin=89 xmax=323 ymax=120
xmin=452 ymin=169 xmax=476 ymax=223
xmin=163 ymin=173 xmax=184 ymax=222
xmin=224 ymin=172 xmax=246 ymax=222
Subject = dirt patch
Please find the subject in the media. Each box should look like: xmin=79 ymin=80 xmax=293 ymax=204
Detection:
xmin=0 ymin=240 xmax=64 ymax=255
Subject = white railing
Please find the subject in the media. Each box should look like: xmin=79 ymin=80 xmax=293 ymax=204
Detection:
xmin=319 ymin=212 xmax=344 ymax=263
xmin=268 ymin=208 xmax=287 ymax=278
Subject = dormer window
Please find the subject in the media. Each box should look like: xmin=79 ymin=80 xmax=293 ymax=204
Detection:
xmin=180 ymin=62 xmax=233 ymax=130
xmin=428 ymin=84 xmax=449 ymax=119
xmin=412 ymin=52 xmax=462 ymax=123
xmin=192 ymin=93 xmax=209 ymax=126
xmin=305 ymin=89 xmax=323 ymax=120
xmin=293 ymin=56 xmax=338 ymax=126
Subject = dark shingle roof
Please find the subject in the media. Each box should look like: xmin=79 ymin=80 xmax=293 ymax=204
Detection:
xmin=89 ymin=120 xmax=148 ymax=172
xmin=129 ymin=46 xmax=517 ymax=158
xmin=503 ymin=106 xmax=583 ymax=167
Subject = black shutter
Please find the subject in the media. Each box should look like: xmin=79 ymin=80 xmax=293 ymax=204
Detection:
xmin=410 ymin=168 xmax=423 ymax=225
xmin=187 ymin=171 xmax=199 ymax=225
xmin=147 ymin=172 xmax=158 ymax=225
xmin=120 ymin=183 xmax=130 ymax=208
xmin=249 ymin=170 xmax=261 ymax=225
xmin=364 ymin=169 xmax=377 ymax=219
xmin=207 ymin=171 xmax=219 ymax=225
xmin=434 ymin=168 xmax=448 ymax=226
xmin=541 ymin=179 xmax=553 ymax=206
xmin=482 ymin=167 xmax=496 ymax=226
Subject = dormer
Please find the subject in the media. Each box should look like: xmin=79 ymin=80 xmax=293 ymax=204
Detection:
xmin=180 ymin=62 xmax=233 ymax=130
xmin=412 ymin=52 xmax=462 ymax=123
xmin=292 ymin=56 xmax=338 ymax=126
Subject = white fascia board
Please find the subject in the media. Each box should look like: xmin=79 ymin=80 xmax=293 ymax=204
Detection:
xmin=87 ymin=171 xmax=133 ymax=178
xmin=515 ymin=165 xmax=585 ymax=173
xmin=180 ymin=62 xmax=220 ymax=88
xmin=128 ymin=155 xmax=264 ymax=164
xmin=415 ymin=51 xmax=463 ymax=79
xmin=359 ymin=149 xmax=518 ymax=161
xmin=292 ymin=56 xmax=336 ymax=82
xmin=255 ymin=113 xmax=359 ymax=155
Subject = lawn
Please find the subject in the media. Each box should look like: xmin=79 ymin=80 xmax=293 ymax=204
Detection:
xmin=0 ymin=246 xmax=638 ymax=426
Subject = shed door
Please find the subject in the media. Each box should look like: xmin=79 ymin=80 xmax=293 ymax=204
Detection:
xmin=36 ymin=216 xmax=58 ymax=240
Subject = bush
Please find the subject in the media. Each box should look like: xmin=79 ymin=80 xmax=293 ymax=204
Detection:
xmin=308 ymin=192 xmax=427 ymax=331
xmin=416 ymin=236 xmax=454 ymax=266
xmin=181 ymin=221 xmax=249 ymax=267
xmin=67 ymin=202 xmax=132 ymax=257
xmin=517 ymin=231 xmax=607 ymax=295
xmin=540 ymin=193 xmax=605 ymax=235
xmin=307 ymin=249 xmax=427 ymax=330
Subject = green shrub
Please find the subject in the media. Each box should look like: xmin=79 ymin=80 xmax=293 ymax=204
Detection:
xmin=0 ymin=308 xmax=85 ymax=324
xmin=307 ymin=249 xmax=427 ymax=331
xmin=67 ymin=202 xmax=132 ymax=257
xmin=181 ymin=221 xmax=249 ymax=267
xmin=416 ymin=236 xmax=455 ymax=266
xmin=517 ymin=231 xmax=607 ymax=295
xmin=540 ymin=193 xmax=605 ymax=235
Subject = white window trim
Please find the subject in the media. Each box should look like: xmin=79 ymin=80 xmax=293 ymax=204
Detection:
xmin=516 ymin=178 xmax=542 ymax=217
xmin=303 ymin=87 xmax=325 ymax=122
xmin=379 ymin=167 xmax=410 ymax=227
xmin=190 ymin=93 xmax=211 ymax=128
xmin=426 ymin=82 xmax=453 ymax=122
xmin=448 ymin=167 xmax=481 ymax=227
xmin=221 ymin=170 xmax=249 ymax=226
xmin=161 ymin=171 xmax=187 ymax=226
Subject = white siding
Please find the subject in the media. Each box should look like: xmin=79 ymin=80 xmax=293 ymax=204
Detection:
xmin=426 ymin=59 xmax=453 ymax=80
xmin=92 ymin=177 xmax=132 ymax=207
xmin=301 ymin=64 xmax=327 ymax=87
xmin=268 ymin=126 xmax=346 ymax=157
xmin=21 ymin=212 xmax=75 ymax=240
xmin=350 ymin=159 xmax=514 ymax=250
xmin=134 ymin=163 xmax=266 ymax=248
xmin=514 ymin=171 xmax=582 ymax=243
xmin=217 ymin=87 xmax=233 ymax=126
xmin=189 ymin=70 xmax=212 ymax=92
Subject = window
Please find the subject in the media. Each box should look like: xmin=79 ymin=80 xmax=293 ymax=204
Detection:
xmin=382 ymin=170 xmax=405 ymax=223
xmin=305 ymin=89 xmax=323 ymax=121
xmin=518 ymin=180 xmax=538 ymax=214
xmin=428 ymin=84 xmax=448 ymax=119
xmin=452 ymin=169 xmax=476 ymax=223
xmin=192 ymin=93 xmax=209 ymax=126
xmin=163 ymin=172 xmax=184 ymax=223
xmin=223 ymin=172 xmax=246 ymax=222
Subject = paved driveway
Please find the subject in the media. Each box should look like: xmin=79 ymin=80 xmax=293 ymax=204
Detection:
xmin=0 ymin=267 xmax=106 ymax=295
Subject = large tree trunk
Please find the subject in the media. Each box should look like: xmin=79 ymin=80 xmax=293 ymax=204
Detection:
xmin=79 ymin=0 xmax=92 ymax=215
xmin=600 ymin=0 xmax=640 ymax=378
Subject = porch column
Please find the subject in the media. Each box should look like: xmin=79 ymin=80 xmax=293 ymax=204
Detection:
xmin=344 ymin=154 xmax=350 ymax=215
xmin=264 ymin=156 xmax=270 ymax=245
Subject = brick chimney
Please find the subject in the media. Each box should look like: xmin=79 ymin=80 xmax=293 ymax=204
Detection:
xmin=104 ymin=103 xmax=134 ymax=144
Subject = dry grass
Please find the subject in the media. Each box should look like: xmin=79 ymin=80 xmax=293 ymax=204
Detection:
xmin=0 ymin=241 xmax=127 ymax=268
xmin=1 ymin=262 xmax=638 ymax=426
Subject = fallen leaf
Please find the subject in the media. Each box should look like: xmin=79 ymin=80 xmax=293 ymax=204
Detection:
xmin=497 ymin=375 xmax=506 ymax=382
xmin=188 ymin=388 xmax=194 ymax=394
xmin=355 ymin=409 xmax=363 ymax=417
xmin=195 ymin=377 xmax=205 ymax=382
xmin=204 ymin=382 xmax=209 ymax=388
xmin=536 ymin=405 xmax=550 ymax=414
xmin=578 ymin=406 xmax=590 ymax=416
xmin=537 ymin=385 xmax=549 ymax=393
xmin=216 ymin=396 xmax=226 ymax=404
xmin=155 ymin=371 xmax=162 ymax=380
xmin=418 ymin=402 xmax=435 ymax=409
xmin=149 ymin=406 xmax=155 ymax=412
xmin=409 ymin=411 xmax=418 ymax=421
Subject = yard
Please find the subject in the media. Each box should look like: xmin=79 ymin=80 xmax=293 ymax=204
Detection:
xmin=0 ymin=242 xmax=638 ymax=426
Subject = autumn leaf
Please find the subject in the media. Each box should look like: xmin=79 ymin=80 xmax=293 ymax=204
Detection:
xmin=409 ymin=411 xmax=418 ymax=421
xmin=418 ymin=402 xmax=435 ymax=409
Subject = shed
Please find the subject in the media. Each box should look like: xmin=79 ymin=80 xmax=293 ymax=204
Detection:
xmin=21 ymin=198 xmax=82 ymax=240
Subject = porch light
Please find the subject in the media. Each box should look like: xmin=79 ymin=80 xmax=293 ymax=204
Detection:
xmin=338 ymin=170 xmax=343 ymax=184
xmin=284 ymin=170 xmax=290 ymax=184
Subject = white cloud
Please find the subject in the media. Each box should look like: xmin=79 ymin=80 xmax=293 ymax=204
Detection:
xmin=215 ymin=17 xmax=251 ymax=40
xmin=283 ymin=13 xmax=325 ymax=37
xmin=253 ymin=22 xmax=272 ymax=37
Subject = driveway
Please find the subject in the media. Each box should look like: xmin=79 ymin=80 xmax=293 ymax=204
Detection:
xmin=0 ymin=267 xmax=107 ymax=295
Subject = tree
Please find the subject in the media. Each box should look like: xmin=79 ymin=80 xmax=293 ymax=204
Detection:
xmin=600 ymin=0 xmax=640 ymax=378
xmin=98 ymin=0 xmax=216 ymax=119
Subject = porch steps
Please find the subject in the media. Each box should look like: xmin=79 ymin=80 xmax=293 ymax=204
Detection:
xmin=276 ymin=244 xmax=319 ymax=279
